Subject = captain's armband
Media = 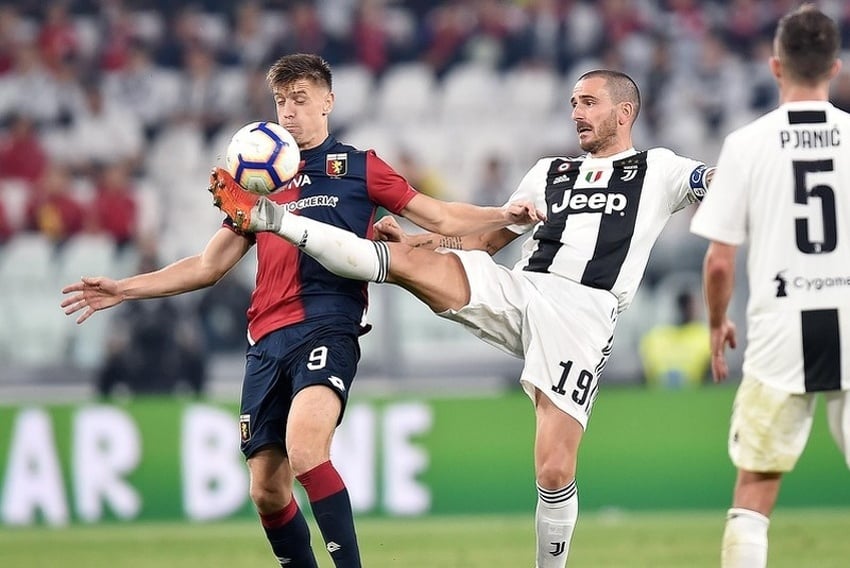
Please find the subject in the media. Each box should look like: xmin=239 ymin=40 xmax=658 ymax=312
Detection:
xmin=688 ymin=165 xmax=715 ymax=201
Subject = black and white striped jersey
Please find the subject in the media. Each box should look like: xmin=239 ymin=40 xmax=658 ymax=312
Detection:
xmin=506 ymin=147 xmax=707 ymax=313
xmin=691 ymin=101 xmax=850 ymax=393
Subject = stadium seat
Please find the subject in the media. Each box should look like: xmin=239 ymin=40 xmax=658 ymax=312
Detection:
xmin=503 ymin=66 xmax=559 ymax=119
xmin=0 ymin=179 xmax=31 ymax=231
xmin=438 ymin=63 xmax=503 ymax=122
xmin=145 ymin=123 xmax=206 ymax=182
xmin=66 ymin=304 xmax=112 ymax=370
xmin=4 ymin=288 xmax=72 ymax=367
xmin=217 ymin=68 xmax=248 ymax=111
xmin=0 ymin=233 xmax=56 ymax=294
xmin=330 ymin=64 xmax=375 ymax=129
xmin=396 ymin=121 xmax=459 ymax=180
xmin=54 ymin=233 xmax=117 ymax=287
xmin=342 ymin=122 xmax=401 ymax=165
xmin=71 ymin=15 xmax=100 ymax=61
xmin=374 ymin=62 xmax=436 ymax=126
xmin=134 ymin=177 xmax=164 ymax=237
xmin=388 ymin=286 xmax=521 ymax=378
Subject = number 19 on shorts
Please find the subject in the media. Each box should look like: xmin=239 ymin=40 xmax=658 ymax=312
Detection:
xmin=552 ymin=360 xmax=595 ymax=407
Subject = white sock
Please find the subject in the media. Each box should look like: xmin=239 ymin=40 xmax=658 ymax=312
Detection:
xmin=535 ymin=481 xmax=578 ymax=568
xmin=721 ymin=507 xmax=769 ymax=568
xmin=271 ymin=204 xmax=389 ymax=283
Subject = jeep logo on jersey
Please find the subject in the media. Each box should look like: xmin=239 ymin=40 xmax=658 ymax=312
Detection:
xmin=551 ymin=190 xmax=628 ymax=215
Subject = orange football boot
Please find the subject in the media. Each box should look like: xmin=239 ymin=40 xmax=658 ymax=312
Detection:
xmin=208 ymin=167 xmax=261 ymax=231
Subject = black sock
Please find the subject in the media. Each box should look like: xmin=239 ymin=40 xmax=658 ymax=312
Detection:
xmin=297 ymin=461 xmax=362 ymax=568
xmin=260 ymin=500 xmax=318 ymax=567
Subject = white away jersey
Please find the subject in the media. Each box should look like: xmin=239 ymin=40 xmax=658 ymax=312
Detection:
xmin=691 ymin=101 xmax=850 ymax=393
xmin=507 ymin=147 xmax=706 ymax=312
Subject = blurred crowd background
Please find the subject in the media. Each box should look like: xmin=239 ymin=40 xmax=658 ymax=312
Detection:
xmin=1 ymin=0 xmax=849 ymax=398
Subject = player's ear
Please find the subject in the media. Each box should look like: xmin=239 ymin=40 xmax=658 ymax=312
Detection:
xmin=828 ymin=58 xmax=842 ymax=80
xmin=618 ymin=101 xmax=634 ymax=125
xmin=769 ymin=56 xmax=782 ymax=81
xmin=322 ymin=92 xmax=334 ymax=116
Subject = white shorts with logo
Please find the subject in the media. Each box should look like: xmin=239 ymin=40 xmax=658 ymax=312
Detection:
xmin=437 ymin=250 xmax=619 ymax=429
xmin=729 ymin=375 xmax=850 ymax=472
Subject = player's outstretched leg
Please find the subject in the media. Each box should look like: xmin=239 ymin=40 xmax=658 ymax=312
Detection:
xmin=210 ymin=167 xmax=390 ymax=282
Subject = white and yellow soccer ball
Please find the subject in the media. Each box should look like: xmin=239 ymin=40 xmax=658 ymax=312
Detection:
xmin=224 ymin=121 xmax=300 ymax=195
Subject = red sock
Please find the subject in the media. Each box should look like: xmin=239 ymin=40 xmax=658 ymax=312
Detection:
xmin=259 ymin=499 xmax=299 ymax=529
xmin=297 ymin=461 xmax=361 ymax=566
xmin=296 ymin=460 xmax=345 ymax=502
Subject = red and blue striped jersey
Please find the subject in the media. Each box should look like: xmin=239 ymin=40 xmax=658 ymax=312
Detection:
xmin=223 ymin=136 xmax=417 ymax=342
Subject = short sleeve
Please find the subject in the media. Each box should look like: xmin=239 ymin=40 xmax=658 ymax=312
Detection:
xmin=365 ymin=151 xmax=419 ymax=214
xmin=690 ymin=133 xmax=749 ymax=245
xmin=661 ymin=150 xmax=708 ymax=213
xmin=505 ymin=158 xmax=549 ymax=234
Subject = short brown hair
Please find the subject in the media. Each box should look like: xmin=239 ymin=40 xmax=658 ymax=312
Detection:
xmin=577 ymin=69 xmax=641 ymax=123
xmin=774 ymin=4 xmax=839 ymax=84
xmin=266 ymin=53 xmax=333 ymax=91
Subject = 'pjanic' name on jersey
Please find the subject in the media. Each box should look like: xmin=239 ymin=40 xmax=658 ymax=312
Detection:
xmin=779 ymin=126 xmax=840 ymax=149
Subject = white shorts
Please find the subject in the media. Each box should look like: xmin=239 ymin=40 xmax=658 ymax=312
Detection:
xmin=729 ymin=375 xmax=850 ymax=472
xmin=438 ymin=250 xmax=619 ymax=429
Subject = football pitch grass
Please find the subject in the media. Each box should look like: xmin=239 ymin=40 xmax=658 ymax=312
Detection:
xmin=2 ymin=508 xmax=849 ymax=567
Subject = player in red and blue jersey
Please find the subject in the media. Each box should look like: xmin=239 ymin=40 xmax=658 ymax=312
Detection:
xmin=61 ymin=53 xmax=540 ymax=568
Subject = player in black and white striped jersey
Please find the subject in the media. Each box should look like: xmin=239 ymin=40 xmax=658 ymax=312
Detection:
xmin=211 ymin=69 xmax=713 ymax=568
xmin=690 ymin=5 xmax=850 ymax=568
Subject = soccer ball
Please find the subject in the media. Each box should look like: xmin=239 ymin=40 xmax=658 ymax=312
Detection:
xmin=224 ymin=121 xmax=300 ymax=195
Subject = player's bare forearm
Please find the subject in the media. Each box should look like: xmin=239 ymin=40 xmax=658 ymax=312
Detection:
xmin=438 ymin=201 xmax=543 ymax=235
xmin=122 ymin=229 xmax=247 ymax=299
xmin=61 ymin=228 xmax=248 ymax=324
xmin=703 ymin=241 xmax=738 ymax=381
xmin=400 ymin=194 xmax=542 ymax=237
xmin=118 ymin=256 xmax=218 ymax=299
xmin=376 ymin=213 xmax=519 ymax=255
xmin=403 ymin=233 xmax=465 ymax=251
xmin=703 ymin=242 xmax=736 ymax=327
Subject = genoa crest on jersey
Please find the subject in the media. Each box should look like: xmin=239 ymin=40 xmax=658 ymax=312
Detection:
xmin=326 ymin=153 xmax=348 ymax=177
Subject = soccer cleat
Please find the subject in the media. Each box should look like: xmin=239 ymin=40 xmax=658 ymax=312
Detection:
xmin=209 ymin=167 xmax=261 ymax=231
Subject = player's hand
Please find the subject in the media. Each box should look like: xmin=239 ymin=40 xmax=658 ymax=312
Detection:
xmin=60 ymin=276 xmax=123 ymax=324
xmin=503 ymin=200 xmax=546 ymax=226
xmin=709 ymin=317 xmax=737 ymax=383
xmin=373 ymin=216 xmax=408 ymax=243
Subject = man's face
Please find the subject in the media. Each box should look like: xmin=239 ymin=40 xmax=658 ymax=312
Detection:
xmin=570 ymin=77 xmax=621 ymax=156
xmin=273 ymin=78 xmax=333 ymax=150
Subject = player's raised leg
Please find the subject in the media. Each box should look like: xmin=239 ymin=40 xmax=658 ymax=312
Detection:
xmin=209 ymin=167 xmax=473 ymax=312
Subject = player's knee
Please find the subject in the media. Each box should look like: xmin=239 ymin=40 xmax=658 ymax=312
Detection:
xmin=249 ymin=478 xmax=286 ymax=512
xmin=286 ymin=444 xmax=327 ymax=477
xmin=536 ymin=460 xmax=576 ymax=489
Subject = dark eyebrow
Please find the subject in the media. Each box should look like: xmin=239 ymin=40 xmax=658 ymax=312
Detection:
xmin=570 ymin=94 xmax=596 ymax=106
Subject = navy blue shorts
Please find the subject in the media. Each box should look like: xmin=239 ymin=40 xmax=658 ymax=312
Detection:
xmin=239 ymin=318 xmax=361 ymax=458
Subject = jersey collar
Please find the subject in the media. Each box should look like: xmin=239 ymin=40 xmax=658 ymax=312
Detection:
xmin=584 ymin=147 xmax=637 ymax=162
xmin=779 ymin=100 xmax=833 ymax=110
xmin=302 ymin=135 xmax=338 ymax=157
